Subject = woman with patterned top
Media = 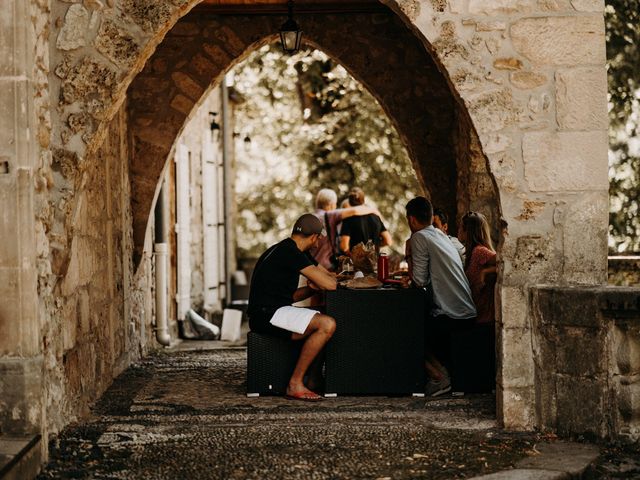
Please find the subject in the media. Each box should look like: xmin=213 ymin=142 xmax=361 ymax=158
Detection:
xmin=459 ymin=211 xmax=497 ymax=324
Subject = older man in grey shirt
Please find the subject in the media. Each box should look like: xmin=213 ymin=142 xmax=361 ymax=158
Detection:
xmin=405 ymin=197 xmax=476 ymax=396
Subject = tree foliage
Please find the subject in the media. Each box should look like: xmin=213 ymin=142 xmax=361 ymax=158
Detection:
xmin=232 ymin=45 xmax=420 ymax=258
xmin=606 ymin=0 xmax=640 ymax=252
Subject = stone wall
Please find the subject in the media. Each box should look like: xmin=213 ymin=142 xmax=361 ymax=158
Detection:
xmin=0 ymin=0 xmax=611 ymax=444
xmin=532 ymin=286 xmax=640 ymax=442
xmin=40 ymin=104 xmax=153 ymax=435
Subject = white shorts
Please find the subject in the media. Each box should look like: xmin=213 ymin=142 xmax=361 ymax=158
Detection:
xmin=269 ymin=306 xmax=320 ymax=335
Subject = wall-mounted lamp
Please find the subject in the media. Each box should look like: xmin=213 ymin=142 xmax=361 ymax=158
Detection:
xmin=209 ymin=111 xmax=221 ymax=143
xmin=279 ymin=0 xmax=302 ymax=55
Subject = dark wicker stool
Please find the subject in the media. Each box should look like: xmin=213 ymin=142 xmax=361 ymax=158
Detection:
xmin=449 ymin=323 xmax=495 ymax=393
xmin=246 ymin=332 xmax=301 ymax=396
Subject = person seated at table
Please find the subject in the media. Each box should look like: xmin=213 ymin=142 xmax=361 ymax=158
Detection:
xmin=459 ymin=211 xmax=497 ymax=324
xmin=405 ymin=197 xmax=477 ymax=397
xmin=248 ymin=214 xmax=338 ymax=401
xmin=339 ymin=187 xmax=393 ymax=254
xmin=433 ymin=207 xmax=466 ymax=264
xmin=311 ymin=188 xmax=382 ymax=271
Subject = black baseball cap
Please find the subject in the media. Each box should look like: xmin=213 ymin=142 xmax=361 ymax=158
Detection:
xmin=292 ymin=213 xmax=326 ymax=236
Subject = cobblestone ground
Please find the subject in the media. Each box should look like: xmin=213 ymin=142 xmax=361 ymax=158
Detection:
xmin=36 ymin=349 xmax=570 ymax=479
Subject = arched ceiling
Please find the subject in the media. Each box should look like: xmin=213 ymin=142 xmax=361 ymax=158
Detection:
xmin=128 ymin=7 xmax=460 ymax=262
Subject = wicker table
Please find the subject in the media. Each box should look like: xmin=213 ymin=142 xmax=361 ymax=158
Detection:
xmin=324 ymin=287 xmax=425 ymax=396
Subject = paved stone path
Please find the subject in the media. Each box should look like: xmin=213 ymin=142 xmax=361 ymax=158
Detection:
xmin=35 ymin=349 xmax=634 ymax=479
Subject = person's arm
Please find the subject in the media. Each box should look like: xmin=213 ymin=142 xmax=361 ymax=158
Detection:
xmin=338 ymin=205 xmax=381 ymax=220
xmin=300 ymin=265 xmax=337 ymax=291
xmin=340 ymin=235 xmax=351 ymax=254
xmin=292 ymin=285 xmax=316 ymax=302
xmin=410 ymin=234 xmax=430 ymax=288
xmin=379 ymin=230 xmax=393 ymax=247
xmin=478 ymin=254 xmax=497 ymax=286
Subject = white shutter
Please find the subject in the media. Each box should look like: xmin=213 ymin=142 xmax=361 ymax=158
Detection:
xmin=202 ymin=138 xmax=220 ymax=311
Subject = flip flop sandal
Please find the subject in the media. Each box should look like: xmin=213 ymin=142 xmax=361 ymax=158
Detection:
xmin=284 ymin=392 xmax=323 ymax=402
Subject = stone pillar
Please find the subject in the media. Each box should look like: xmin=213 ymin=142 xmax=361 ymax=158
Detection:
xmin=0 ymin=0 xmax=43 ymax=435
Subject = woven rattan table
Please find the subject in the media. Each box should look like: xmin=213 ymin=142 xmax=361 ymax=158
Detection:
xmin=324 ymin=287 xmax=425 ymax=396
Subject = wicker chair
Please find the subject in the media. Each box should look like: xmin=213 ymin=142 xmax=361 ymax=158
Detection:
xmin=449 ymin=323 xmax=496 ymax=393
xmin=246 ymin=331 xmax=301 ymax=396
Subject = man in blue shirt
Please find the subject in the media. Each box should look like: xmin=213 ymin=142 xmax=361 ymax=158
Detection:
xmin=405 ymin=197 xmax=476 ymax=396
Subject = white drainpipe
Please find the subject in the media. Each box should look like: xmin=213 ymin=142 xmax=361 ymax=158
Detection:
xmin=154 ymin=242 xmax=171 ymax=346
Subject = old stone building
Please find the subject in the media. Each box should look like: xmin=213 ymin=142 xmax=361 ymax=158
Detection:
xmin=1 ymin=0 xmax=638 ymax=471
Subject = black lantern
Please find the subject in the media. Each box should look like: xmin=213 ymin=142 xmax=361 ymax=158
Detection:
xmin=279 ymin=0 xmax=302 ymax=54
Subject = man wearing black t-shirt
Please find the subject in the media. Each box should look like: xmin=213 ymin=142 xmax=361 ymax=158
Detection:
xmin=248 ymin=214 xmax=337 ymax=401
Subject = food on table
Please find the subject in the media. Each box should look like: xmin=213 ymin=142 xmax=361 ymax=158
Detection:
xmin=343 ymin=276 xmax=383 ymax=289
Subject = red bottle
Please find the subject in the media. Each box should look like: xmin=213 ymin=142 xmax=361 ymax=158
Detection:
xmin=377 ymin=253 xmax=389 ymax=281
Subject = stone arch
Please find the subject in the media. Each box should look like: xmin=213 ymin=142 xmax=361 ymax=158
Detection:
xmin=49 ymin=0 xmax=507 ymax=267
xmin=126 ymin=8 xmax=500 ymax=263
xmin=44 ymin=0 xmax=611 ymax=434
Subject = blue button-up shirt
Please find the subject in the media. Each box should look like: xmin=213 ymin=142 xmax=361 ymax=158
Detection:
xmin=408 ymin=225 xmax=476 ymax=319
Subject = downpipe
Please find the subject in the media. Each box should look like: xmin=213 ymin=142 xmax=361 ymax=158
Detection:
xmin=154 ymin=242 xmax=171 ymax=346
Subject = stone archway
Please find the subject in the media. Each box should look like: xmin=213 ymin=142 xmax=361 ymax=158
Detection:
xmin=126 ymin=8 xmax=498 ymax=264
xmin=2 ymin=0 xmax=606 ymax=441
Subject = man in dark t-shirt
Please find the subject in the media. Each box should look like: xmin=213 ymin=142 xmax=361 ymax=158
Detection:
xmin=339 ymin=187 xmax=393 ymax=253
xmin=248 ymin=214 xmax=337 ymax=401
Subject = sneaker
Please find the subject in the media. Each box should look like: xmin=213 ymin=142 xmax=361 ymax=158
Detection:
xmin=425 ymin=377 xmax=451 ymax=397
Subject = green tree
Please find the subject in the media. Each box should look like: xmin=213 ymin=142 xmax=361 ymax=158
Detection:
xmin=232 ymin=45 xmax=420 ymax=258
xmin=606 ymin=0 xmax=640 ymax=252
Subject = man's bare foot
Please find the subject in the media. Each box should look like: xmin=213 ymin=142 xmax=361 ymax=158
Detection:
xmin=286 ymin=384 xmax=322 ymax=401
xmin=305 ymin=375 xmax=324 ymax=393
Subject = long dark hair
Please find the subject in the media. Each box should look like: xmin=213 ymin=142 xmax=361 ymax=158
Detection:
xmin=461 ymin=211 xmax=494 ymax=268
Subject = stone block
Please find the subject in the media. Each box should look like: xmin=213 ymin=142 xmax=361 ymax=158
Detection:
xmin=615 ymin=377 xmax=640 ymax=423
xmin=556 ymin=67 xmax=608 ymax=131
xmin=555 ymin=326 xmax=607 ymax=376
xmin=531 ymin=287 xmax=601 ymax=328
xmin=0 ymin=180 xmax=20 ymax=268
xmin=0 ymin=267 xmax=21 ymax=356
xmin=570 ymin=0 xmax=604 ymax=11
xmin=556 ymin=375 xmax=606 ymax=436
xmin=493 ymin=58 xmax=523 ymax=71
xmin=511 ymin=16 xmax=605 ymax=66
xmin=202 ymin=43 xmax=232 ymax=67
xmin=467 ymin=88 xmax=515 ymax=133
xmin=61 ymin=57 xmax=118 ymax=106
xmin=95 ymin=19 xmax=139 ymax=67
xmin=562 ymin=192 xmax=608 ymax=284
xmin=510 ymin=71 xmax=548 ymax=90
xmin=613 ymin=323 xmax=640 ymax=375
xmin=498 ymin=286 xmax=528 ymax=329
xmin=0 ymin=80 xmax=30 ymax=161
xmin=121 ymin=0 xmax=172 ymax=33
xmin=57 ymin=4 xmax=90 ymax=51
xmin=497 ymin=383 xmax=536 ymax=430
xmin=0 ymin=357 xmax=43 ymax=435
xmin=522 ymin=131 xmax=608 ymax=192
xmin=78 ymin=289 xmax=91 ymax=334
xmin=170 ymin=94 xmax=195 ymax=116
xmin=171 ymin=72 xmax=204 ymax=101
xmin=469 ymin=0 xmax=537 ymax=15
xmin=62 ymin=299 xmax=78 ymax=352
xmin=497 ymin=327 xmax=535 ymax=388
xmin=505 ymin=234 xmax=562 ymax=285
xmin=475 ymin=21 xmax=507 ymax=32
xmin=0 ymin=1 xmax=29 ymax=77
